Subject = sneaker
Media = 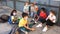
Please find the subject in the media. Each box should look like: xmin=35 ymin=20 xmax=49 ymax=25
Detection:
xmin=30 ymin=19 xmax=34 ymax=22
xmin=42 ymin=26 xmax=48 ymax=32
xmin=35 ymin=21 xmax=37 ymax=24
xmin=30 ymin=20 xmax=34 ymax=22
xmin=25 ymin=32 xmax=28 ymax=34
xmin=36 ymin=23 xmax=42 ymax=27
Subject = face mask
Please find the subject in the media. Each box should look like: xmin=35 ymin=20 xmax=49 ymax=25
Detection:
xmin=13 ymin=13 xmax=16 ymax=16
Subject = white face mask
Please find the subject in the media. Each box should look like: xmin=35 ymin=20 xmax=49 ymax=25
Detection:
xmin=13 ymin=13 xmax=16 ymax=16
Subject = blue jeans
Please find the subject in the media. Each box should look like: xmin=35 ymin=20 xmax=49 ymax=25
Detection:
xmin=30 ymin=12 xmax=34 ymax=18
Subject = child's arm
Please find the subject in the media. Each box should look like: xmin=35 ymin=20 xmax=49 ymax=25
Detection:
xmin=36 ymin=15 xmax=39 ymax=21
xmin=24 ymin=24 xmax=35 ymax=31
xmin=46 ymin=15 xmax=50 ymax=20
xmin=51 ymin=16 xmax=57 ymax=23
xmin=46 ymin=16 xmax=49 ymax=20
xmin=11 ymin=16 xmax=15 ymax=23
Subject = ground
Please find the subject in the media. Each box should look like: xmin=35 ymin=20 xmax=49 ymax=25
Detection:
xmin=0 ymin=6 xmax=60 ymax=34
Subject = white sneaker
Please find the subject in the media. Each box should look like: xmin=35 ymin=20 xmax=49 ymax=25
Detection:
xmin=36 ymin=23 xmax=42 ymax=27
xmin=32 ymin=19 xmax=34 ymax=21
xmin=42 ymin=26 xmax=48 ymax=32
xmin=35 ymin=21 xmax=37 ymax=24
xmin=25 ymin=32 xmax=28 ymax=34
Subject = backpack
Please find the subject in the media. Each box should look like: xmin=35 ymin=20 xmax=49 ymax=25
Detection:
xmin=0 ymin=14 xmax=9 ymax=22
xmin=8 ymin=16 xmax=22 ymax=24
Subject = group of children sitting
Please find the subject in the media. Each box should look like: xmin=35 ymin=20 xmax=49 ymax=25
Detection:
xmin=8 ymin=2 xmax=57 ymax=34
xmin=23 ymin=2 xmax=56 ymax=33
xmin=9 ymin=9 xmax=35 ymax=34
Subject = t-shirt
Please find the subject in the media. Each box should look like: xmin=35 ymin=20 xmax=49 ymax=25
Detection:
xmin=40 ymin=12 xmax=47 ymax=19
xmin=23 ymin=5 xmax=29 ymax=12
xmin=46 ymin=14 xmax=56 ymax=23
xmin=31 ymin=6 xmax=35 ymax=12
xmin=18 ymin=18 xmax=28 ymax=27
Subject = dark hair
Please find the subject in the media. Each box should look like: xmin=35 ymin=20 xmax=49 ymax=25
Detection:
xmin=50 ymin=10 xmax=56 ymax=15
xmin=24 ymin=2 xmax=29 ymax=6
xmin=31 ymin=3 xmax=34 ymax=4
xmin=31 ymin=3 xmax=34 ymax=6
xmin=40 ymin=7 xmax=46 ymax=12
xmin=11 ymin=9 xmax=17 ymax=16
xmin=22 ymin=12 xmax=28 ymax=18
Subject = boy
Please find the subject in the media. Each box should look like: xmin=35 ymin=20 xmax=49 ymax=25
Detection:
xmin=36 ymin=8 xmax=47 ymax=27
xmin=18 ymin=13 xmax=35 ymax=34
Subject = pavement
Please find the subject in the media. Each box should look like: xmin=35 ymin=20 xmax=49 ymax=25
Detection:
xmin=0 ymin=5 xmax=60 ymax=34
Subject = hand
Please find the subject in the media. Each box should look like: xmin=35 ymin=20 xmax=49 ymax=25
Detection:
xmin=31 ymin=28 xmax=35 ymax=31
xmin=13 ymin=22 xmax=15 ymax=23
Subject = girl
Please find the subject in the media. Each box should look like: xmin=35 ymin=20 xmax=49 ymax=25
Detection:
xmin=42 ymin=10 xmax=56 ymax=32
xmin=9 ymin=9 xmax=18 ymax=34
xmin=23 ymin=2 xmax=29 ymax=14
xmin=10 ymin=9 xmax=18 ymax=24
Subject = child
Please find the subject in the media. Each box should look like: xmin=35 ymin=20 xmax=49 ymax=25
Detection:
xmin=36 ymin=8 xmax=47 ymax=27
xmin=10 ymin=9 xmax=18 ymax=24
xmin=23 ymin=2 xmax=29 ymax=14
xmin=9 ymin=9 xmax=18 ymax=34
xmin=30 ymin=3 xmax=35 ymax=18
xmin=33 ymin=2 xmax=39 ymax=23
xmin=30 ymin=3 xmax=39 ymax=23
xmin=18 ymin=12 xmax=35 ymax=34
xmin=34 ymin=2 xmax=38 ymax=14
xmin=42 ymin=10 xmax=56 ymax=32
